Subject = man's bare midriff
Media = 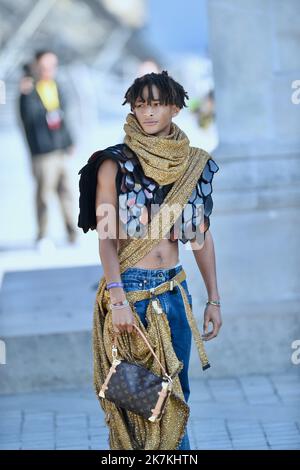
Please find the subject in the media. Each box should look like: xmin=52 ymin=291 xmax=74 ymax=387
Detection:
xmin=116 ymin=194 xmax=179 ymax=269
xmin=118 ymin=237 xmax=179 ymax=269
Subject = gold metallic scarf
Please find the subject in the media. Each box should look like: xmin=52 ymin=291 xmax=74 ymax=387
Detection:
xmin=123 ymin=112 xmax=191 ymax=185
xmin=93 ymin=114 xmax=212 ymax=449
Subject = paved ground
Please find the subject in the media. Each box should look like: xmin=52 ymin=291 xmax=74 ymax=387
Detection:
xmin=0 ymin=373 xmax=299 ymax=450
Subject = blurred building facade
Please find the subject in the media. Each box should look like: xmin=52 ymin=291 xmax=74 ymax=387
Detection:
xmin=193 ymin=0 xmax=300 ymax=376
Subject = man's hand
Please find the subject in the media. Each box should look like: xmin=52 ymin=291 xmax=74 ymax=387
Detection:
xmin=202 ymin=304 xmax=222 ymax=341
xmin=112 ymin=305 xmax=136 ymax=334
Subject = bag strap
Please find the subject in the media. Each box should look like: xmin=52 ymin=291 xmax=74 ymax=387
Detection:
xmin=113 ymin=324 xmax=172 ymax=380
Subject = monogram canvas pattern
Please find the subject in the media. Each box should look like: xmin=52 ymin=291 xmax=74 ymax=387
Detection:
xmin=103 ymin=360 xmax=171 ymax=420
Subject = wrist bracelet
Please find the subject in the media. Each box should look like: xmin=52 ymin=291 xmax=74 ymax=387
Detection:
xmin=112 ymin=299 xmax=129 ymax=306
xmin=206 ymin=300 xmax=221 ymax=307
xmin=109 ymin=299 xmax=129 ymax=310
xmin=107 ymin=281 xmax=124 ymax=290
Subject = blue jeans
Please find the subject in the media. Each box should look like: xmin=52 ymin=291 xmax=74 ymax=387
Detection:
xmin=121 ymin=263 xmax=192 ymax=450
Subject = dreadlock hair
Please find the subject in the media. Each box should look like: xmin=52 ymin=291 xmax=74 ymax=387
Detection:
xmin=122 ymin=70 xmax=189 ymax=110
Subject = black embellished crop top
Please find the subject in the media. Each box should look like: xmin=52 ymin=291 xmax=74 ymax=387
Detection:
xmin=78 ymin=143 xmax=219 ymax=243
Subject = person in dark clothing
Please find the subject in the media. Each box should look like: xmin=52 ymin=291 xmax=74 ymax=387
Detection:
xmin=19 ymin=50 xmax=77 ymax=245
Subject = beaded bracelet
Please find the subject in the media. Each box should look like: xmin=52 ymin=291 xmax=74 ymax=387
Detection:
xmin=107 ymin=281 xmax=124 ymax=290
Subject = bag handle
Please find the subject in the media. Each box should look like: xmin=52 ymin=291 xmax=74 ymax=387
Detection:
xmin=113 ymin=323 xmax=172 ymax=381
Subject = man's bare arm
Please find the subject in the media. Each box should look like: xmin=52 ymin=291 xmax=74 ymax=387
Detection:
xmin=190 ymin=229 xmax=222 ymax=340
xmin=95 ymin=159 xmax=134 ymax=333
xmin=190 ymin=229 xmax=220 ymax=299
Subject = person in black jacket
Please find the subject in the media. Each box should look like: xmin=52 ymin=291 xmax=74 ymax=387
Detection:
xmin=19 ymin=50 xmax=77 ymax=245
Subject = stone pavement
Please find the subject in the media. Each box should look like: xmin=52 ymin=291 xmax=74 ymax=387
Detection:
xmin=0 ymin=373 xmax=299 ymax=450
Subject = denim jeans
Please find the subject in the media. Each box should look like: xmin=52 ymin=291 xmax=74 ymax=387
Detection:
xmin=121 ymin=263 xmax=192 ymax=450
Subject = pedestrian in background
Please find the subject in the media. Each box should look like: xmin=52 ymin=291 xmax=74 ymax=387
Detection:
xmin=19 ymin=50 xmax=77 ymax=248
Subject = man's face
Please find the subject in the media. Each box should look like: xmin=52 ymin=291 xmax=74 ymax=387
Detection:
xmin=36 ymin=53 xmax=58 ymax=80
xmin=133 ymin=84 xmax=180 ymax=136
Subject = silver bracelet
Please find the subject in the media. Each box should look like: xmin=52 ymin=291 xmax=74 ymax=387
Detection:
xmin=109 ymin=299 xmax=129 ymax=310
xmin=206 ymin=299 xmax=221 ymax=307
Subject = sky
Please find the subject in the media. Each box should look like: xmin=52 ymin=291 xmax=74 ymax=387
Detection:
xmin=145 ymin=0 xmax=209 ymax=56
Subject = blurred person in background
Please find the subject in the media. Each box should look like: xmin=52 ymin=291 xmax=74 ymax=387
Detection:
xmin=19 ymin=50 xmax=77 ymax=249
xmin=137 ymin=58 xmax=160 ymax=76
xmin=190 ymin=89 xmax=215 ymax=128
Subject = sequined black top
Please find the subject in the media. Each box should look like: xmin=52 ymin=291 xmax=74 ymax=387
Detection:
xmin=78 ymin=143 xmax=219 ymax=243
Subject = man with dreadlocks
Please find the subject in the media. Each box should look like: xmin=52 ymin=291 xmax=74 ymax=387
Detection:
xmin=78 ymin=70 xmax=222 ymax=450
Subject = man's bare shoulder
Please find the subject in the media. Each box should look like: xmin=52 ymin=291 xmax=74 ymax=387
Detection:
xmin=96 ymin=158 xmax=119 ymax=190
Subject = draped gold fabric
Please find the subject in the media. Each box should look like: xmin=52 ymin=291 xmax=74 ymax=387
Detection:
xmin=93 ymin=113 xmax=212 ymax=449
